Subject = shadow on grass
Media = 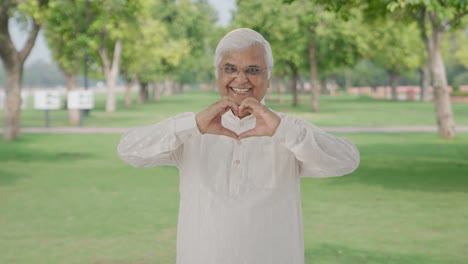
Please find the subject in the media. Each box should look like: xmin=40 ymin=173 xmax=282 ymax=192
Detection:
xmin=0 ymin=148 xmax=94 ymax=163
xmin=0 ymin=170 xmax=28 ymax=186
xmin=306 ymin=243 xmax=453 ymax=264
xmin=327 ymin=142 xmax=468 ymax=193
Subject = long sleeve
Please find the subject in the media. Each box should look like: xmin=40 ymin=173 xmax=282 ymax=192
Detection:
xmin=272 ymin=114 xmax=360 ymax=178
xmin=117 ymin=112 xmax=200 ymax=168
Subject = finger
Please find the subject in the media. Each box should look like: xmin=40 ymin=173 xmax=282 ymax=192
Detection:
xmin=219 ymin=99 xmax=240 ymax=116
xmin=218 ymin=127 xmax=240 ymax=140
xmin=239 ymin=98 xmax=262 ymax=110
xmin=238 ymin=104 xmax=252 ymax=117
xmin=238 ymin=128 xmax=259 ymax=139
xmin=239 ymin=99 xmax=259 ymax=117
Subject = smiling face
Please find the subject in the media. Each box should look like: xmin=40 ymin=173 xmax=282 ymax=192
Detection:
xmin=216 ymin=44 xmax=270 ymax=104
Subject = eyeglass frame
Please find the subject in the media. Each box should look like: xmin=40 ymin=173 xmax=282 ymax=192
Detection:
xmin=218 ymin=63 xmax=268 ymax=79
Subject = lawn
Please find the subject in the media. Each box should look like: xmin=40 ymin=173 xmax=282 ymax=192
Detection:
xmin=18 ymin=89 xmax=468 ymax=128
xmin=3 ymin=90 xmax=468 ymax=263
xmin=1 ymin=133 xmax=467 ymax=263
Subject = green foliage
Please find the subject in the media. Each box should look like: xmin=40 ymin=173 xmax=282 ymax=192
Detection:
xmin=118 ymin=0 xmax=219 ymax=85
xmin=44 ymin=0 xmax=88 ymax=75
xmin=162 ymin=0 xmax=219 ymax=83
xmin=451 ymin=28 xmax=468 ymax=69
xmin=16 ymin=0 xmax=50 ymax=23
xmin=233 ymin=0 xmax=368 ymax=81
xmin=367 ymin=19 xmax=423 ymax=76
xmin=388 ymin=0 xmax=468 ymax=29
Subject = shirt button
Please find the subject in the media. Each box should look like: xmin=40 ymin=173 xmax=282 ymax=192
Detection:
xmin=235 ymin=160 xmax=240 ymax=165
xmin=236 ymin=141 xmax=242 ymax=146
xmin=279 ymin=138 xmax=286 ymax=144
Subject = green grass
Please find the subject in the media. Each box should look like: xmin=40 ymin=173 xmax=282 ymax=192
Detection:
xmin=19 ymin=90 xmax=468 ymax=128
xmin=4 ymin=90 xmax=468 ymax=262
xmin=1 ymin=133 xmax=468 ymax=263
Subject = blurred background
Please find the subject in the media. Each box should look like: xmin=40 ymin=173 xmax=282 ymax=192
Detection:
xmin=1 ymin=0 xmax=468 ymax=263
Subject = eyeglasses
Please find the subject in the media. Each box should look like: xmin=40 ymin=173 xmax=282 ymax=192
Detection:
xmin=219 ymin=64 xmax=267 ymax=79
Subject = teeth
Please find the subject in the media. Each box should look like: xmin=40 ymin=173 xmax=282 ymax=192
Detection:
xmin=231 ymin=87 xmax=252 ymax=94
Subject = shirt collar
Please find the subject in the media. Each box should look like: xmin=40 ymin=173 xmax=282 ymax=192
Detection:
xmin=221 ymin=110 xmax=256 ymax=135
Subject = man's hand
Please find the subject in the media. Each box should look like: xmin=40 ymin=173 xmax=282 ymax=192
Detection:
xmin=195 ymin=97 xmax=240 ymax=139
xmin=238 ymin=98 xmax=281 ymax=139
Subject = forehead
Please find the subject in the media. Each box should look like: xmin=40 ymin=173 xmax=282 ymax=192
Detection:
xmin=220 ymin=44 xmax=266 ymax=66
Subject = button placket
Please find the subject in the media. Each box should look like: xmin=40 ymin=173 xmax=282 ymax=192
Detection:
xmin=229 ymin=139 xmax=242 ymax=195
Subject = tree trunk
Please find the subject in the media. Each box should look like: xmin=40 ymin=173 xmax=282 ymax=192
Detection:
xmin=64 ymin=72 xmax=80 ymax=126
xmin=430 ymin=29 xmax=455 ymax=138
xmin=419 ymin=64 xmax=431 ymax=101
xmin=320 ymin=79 xmax=327 ymax=95
xmin=0 ymin=14 xmax=41 ymax=141
xmin=344 ymin=68 xmax=352 ymax=91
xmin=98 ymin=39 xmax=122 ymax=113
xmin=389 ymin=72 xmax=400 ymax=101
xmin=139 ymin=82 xmax=149 ymax=104
xmin=3 ymin=65 xmax=22 ymax=140
xmin=418 ymin=9 xmax=455 ymax=138
xmin=287 ymin=61 xmax=298 ymax=107
xmin=290 ymin=76 xmax=298 ymax=107
xmin=152 ymin=83 xmax=161 ymax=101
xmin=174 ymin=82 xmax=182 ymax=94
xmin=279 ymin=78 xmax=285 ymax=103
xmin=124 ymin=73 xmax=137 ymax=108
xmin=164 ymin=77 xmax=173 ymax=96
xmin=309 ymin=42 xmax=320 ymax=112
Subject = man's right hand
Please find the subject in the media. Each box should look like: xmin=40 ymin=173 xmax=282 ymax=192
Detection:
xmin=195 ymin=97 xmax=240 ymax=139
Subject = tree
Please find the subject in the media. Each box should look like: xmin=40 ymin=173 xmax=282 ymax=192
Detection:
xmin=233 ymin=0 xmax=309 ymax=107
xmin=168 ymin=0 xmax=219 ymax=86
xmin=84 ymin=0 xmax=142 ymax=112
xmin=119 ymin=0 xmax=192 ymax=105
xmin=44 ymin=0 xmax=88 ymax=125
xmin=0 ymin=0 xmax=49 ymax=141
xmin=386 ymin=0 xmax=468 ymax=138
xmin=367 ymin=19 xmax=422 ymax=100
xmin=235 ymin=0 xmax=367 ymax=110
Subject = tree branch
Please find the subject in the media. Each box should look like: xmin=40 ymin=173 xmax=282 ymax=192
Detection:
xmin=18 ymin=19 xmax=41 ymax=63
xmin=443 ymin=9 xmax=468 ymax=31
xmin=0 ymin=4 xmax=17 ymax=68
xmin=98 ymin=46 xmax=111 ymax=78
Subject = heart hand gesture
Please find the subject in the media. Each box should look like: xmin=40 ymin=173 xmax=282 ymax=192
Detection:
xmin=195 ymin=97 xmax=281 ymax=140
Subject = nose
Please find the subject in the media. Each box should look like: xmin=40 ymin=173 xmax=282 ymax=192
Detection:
xmin=234 ymin=70 xmax=249 ymax=83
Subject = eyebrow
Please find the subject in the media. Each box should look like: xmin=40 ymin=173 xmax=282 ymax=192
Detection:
xmin=222 ymin=63 xmax=261 ymax=68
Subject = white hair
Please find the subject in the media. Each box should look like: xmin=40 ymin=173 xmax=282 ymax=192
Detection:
xmin=214 ymin=28 xmax=274 ymax=79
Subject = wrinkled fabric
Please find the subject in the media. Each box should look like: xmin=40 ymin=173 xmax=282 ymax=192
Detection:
xmin=117 ymin=110 xmax=360 ymax=264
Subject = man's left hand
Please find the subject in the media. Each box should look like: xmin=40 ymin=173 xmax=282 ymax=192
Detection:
xmin=237 ymin=98 xmax=281 ymax=139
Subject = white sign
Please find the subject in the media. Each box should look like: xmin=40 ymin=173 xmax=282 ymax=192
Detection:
xmin=34 ymin=91 xmax=62 ymax=110
xmin=21 ymin=91 xmax=28 ymax=109
xmin=67 ymin=90 xmax=94 ymax=109
xmin=0 ymin=91 xmax=29 ymax=110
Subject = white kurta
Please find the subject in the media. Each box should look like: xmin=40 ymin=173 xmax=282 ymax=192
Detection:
xmin=117 ymin=110 xmax=360 ymax=264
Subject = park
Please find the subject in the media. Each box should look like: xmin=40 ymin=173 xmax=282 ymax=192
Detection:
xmin=1 ymin=0 xmax=468 ymax=263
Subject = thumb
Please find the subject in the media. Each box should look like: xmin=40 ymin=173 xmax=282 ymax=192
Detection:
xmin=238 ymin=129 xmax=257 ymax=139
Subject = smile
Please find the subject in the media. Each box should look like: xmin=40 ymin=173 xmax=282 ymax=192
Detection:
xmin=230 ymin=87 xmax=252 ymax=94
